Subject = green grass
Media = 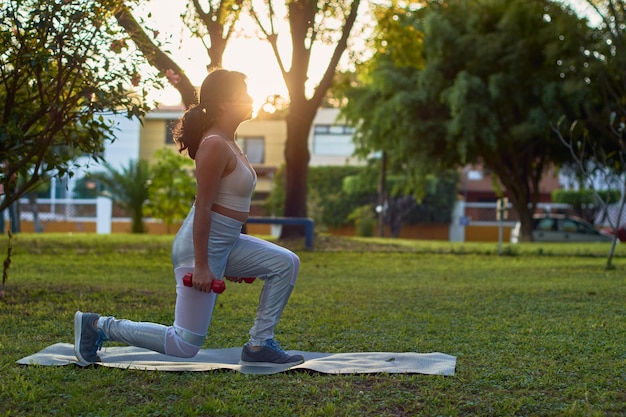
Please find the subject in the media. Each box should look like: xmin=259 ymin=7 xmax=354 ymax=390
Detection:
xmin=1 ymin=233 xmax=625 ymax=416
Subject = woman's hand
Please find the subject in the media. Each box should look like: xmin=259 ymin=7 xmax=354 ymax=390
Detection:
xmin=192 ymin=266 xmax=218 ymax=293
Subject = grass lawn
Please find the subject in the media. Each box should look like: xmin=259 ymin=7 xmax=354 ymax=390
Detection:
xmin=1 ymin=233 xmax=625 ymax=416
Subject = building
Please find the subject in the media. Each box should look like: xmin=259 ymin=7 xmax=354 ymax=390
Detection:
xmin=127 ymin=105 xmax=363 ymax=218
xmin=8 ymin=104 xmax=566 ymax=240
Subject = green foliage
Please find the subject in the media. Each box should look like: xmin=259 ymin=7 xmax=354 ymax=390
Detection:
xmin=0 ymin=0 xmax=155 ymax=212
xmin=370 ymin=1 xmax=425 ymax=70
xmin=347 ymin=204 xmax=376 ymax=237
xmin=90 ymin=160 xmax=152 ymax=233
xmin=407 ymin=171 xmax=459 ymax=224
xmin=263 ymin=165 xmax=287 ymax=217
xmin=577 ymin=1 xmax=626 ymax=165
xmin=266 ymin=165 xmax=458 ymax=229
xmin=265 ymin=165 xmax=367 ymax=228
xmin=308 ymin=166 xmax=366 ymax=200
xmin=341 ymin=0 xmax=598 ymax=242
xmin=552 ymin=187 xmax=622 ymax=225
xmin=308 ymin=166 xmax=368 ymax=228
xmin=552 ymin=188 xmax=622 ymax=207
xmin=145 ymin=149 xmax=196 ymax=233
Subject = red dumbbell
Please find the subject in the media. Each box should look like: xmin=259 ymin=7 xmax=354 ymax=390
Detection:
xmin=182 ymin=273 xmax=226 ymax=294
xmin=224 ymin=276 xmax=256 ymax=284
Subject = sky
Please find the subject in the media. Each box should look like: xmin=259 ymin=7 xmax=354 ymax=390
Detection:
xmin=138 ymin=0 xmax=600 ymax=109
xmin=137 ymin=0 xmax=342 ymax=109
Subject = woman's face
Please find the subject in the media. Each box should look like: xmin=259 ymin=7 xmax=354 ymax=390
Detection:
xmin=227 ymin=89 xmax=254 ymax=122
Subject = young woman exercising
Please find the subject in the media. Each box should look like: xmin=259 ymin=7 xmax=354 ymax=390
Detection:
xmin=74 ymin=69 xmax=304 ymax=367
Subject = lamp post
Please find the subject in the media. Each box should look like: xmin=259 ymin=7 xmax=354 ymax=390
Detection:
xmin=376 ymin=151 xmax=387 ymax=237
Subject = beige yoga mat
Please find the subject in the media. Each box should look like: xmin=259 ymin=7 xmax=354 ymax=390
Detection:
xmin=17 ymin=343 xmax=456 ymax=376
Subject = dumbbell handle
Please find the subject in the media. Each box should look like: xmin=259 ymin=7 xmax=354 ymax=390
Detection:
xmin=182 ymin=273 xmax=225 ymax=293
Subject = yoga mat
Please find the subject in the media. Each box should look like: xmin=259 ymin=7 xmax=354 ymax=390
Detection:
xmin=17 ymin=343 xmax=456 ymax=376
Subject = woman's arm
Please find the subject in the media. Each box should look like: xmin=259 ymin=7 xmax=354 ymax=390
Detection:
xmin=191 ymin=136 xmax=233 ymax=292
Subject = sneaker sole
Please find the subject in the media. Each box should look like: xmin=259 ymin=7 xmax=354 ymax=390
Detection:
xmin=239 ymin=358 xmax=304 ymax=368
xmin=73 ymin=311 xmax=92 ymax=365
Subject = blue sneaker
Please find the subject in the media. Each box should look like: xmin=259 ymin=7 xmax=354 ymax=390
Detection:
xmin=240 ymin=339 xmax=304 ymax=367
xmin=74 ymin=311 xmax=106 ymax=364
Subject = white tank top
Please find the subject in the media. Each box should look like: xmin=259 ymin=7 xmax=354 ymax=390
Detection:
xmin=204 ymin=136 xmax=257 ymax=212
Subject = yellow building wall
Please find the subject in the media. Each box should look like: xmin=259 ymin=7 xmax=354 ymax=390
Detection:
xmin=139 ymin=118 xmax=178 ymax=164
xmin=136 ymin=116 xmax=286 ymax=210
xmin=138 ymin=118 xmax=285 ymax=171
xmin=237 ymin=119 xmax=286 ymax=166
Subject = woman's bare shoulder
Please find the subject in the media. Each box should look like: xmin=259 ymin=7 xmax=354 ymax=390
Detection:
xmin=195 ymin=134 xmax=231 ymax=169
xmin=197 ymin=134 xmax=228 ymax=154
xmin=200 ymin=134 xmax=227 ymax=147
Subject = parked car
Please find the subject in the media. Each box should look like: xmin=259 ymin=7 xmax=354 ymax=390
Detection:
xmin=510 ymin=214 xmax=614 ymax=243
xmin=600 ymin=225 xmax=626 ymax=242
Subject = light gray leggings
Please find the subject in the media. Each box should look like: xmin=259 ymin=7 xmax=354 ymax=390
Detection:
xmin=97 ymin=208 xmax=300 ymax=358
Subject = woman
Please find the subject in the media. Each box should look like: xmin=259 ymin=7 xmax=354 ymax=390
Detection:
xmin=74 ymin=69 xmax=304 ymax=368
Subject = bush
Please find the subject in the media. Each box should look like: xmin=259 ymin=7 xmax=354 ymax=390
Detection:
xmin=552 ymin=189 xmax=622 ymax=207
xmin=348 ymin=204 xmax=376 ymax=237
xmin=552 ymin=188 xmax=622 ymax=223
xmin=264 ymin=166 xmax=459 ymax=230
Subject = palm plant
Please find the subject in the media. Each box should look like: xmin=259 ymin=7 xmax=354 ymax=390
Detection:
xmin=91 ymin=159 xmax=152 ymax=233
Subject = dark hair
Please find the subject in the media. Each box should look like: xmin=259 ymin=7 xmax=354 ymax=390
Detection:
xmin=172 ymin=69 xmax=247 ymax=160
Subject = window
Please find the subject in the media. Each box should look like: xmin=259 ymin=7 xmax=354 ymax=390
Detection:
xmin=558 ymin=219 xmax=578 ymax=233
xmin=165 ymin=120 xmax=178 ymax=144
xmin=537 ymin=218 xmax=555 ymax=231
xmin=236 ymin=137 xmax=265 ymax=164
xmin=313 ymin=124 xmax=355 ymax=156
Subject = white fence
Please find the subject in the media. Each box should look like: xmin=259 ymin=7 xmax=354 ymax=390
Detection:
xmin=7 ymin=198 xmax=624 ymax=237
xmin=10 ymin=197 xmax=114 ymax=233
xmin=461 ymin=202 xmax=574 ymax=225
xmin=16 ymin=198 xmax=101 ymax=222
xmin=12 ymin=199 xmax=556 ymax=224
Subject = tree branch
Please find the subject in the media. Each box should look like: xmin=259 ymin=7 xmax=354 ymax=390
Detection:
xmin=114 ymin=4 xmax=197 ymax=108
xmin=311 ymin=0 xmax=361 ymax=107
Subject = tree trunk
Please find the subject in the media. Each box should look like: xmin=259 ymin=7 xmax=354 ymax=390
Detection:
xmin=281 ymin=102 xmax=316 ymax=238
xmin=269 ymin=0 xmax=360 ymax=239
xmin=487 ymin=156 xmax=542 ymax=242
xmin=131 ymin=209 xmax=145 ymax=234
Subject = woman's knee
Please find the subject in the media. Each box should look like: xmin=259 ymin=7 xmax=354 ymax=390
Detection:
xmin=282 ymin=251 xmax=300 ymax=284
xmin=165 ymin=327 xmax=203 ymax=358
xmin=177 ymin=343 xmax=201 ymax=358
xmin=167 ymin=337 xmax=201 ymax=358
xmin=290 ymin=252 xmax=300 ymax=274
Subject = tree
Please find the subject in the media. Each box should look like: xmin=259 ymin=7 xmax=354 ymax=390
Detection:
xmin=90 ymin=160 xmax=152 ymax=233
xmin=182 ymin=0 xmax=245 ymax=69
xmin=553 ymin=120 xmax=625 ymax=269
xmin=115 ymin=0 xmax=364 ymax=239
xmin=341 ymin=0 xmax=595 ymax=242
xmin=547 ymin=1 xmax=626 ymax=268
xmin=146 ymin=149 xmax=196 ymax=233
xmin=113 ymin=4 xmax=198 ymax=108
xmin=582 ymin=1 xmax=626 ymax=130
xmin=250 ymin=0 xmax=362 ymax=238
xmin=0 ymin=0 xmax=152 ymax=212
xmin=114 ymin=0 xmax=245 ymax=108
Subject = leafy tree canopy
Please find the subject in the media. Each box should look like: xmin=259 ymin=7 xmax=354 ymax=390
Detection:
xmin=0 ymin=0 xmax=155 ymax=211
xmin=341 ymin=0 xmax=597 ymax=241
